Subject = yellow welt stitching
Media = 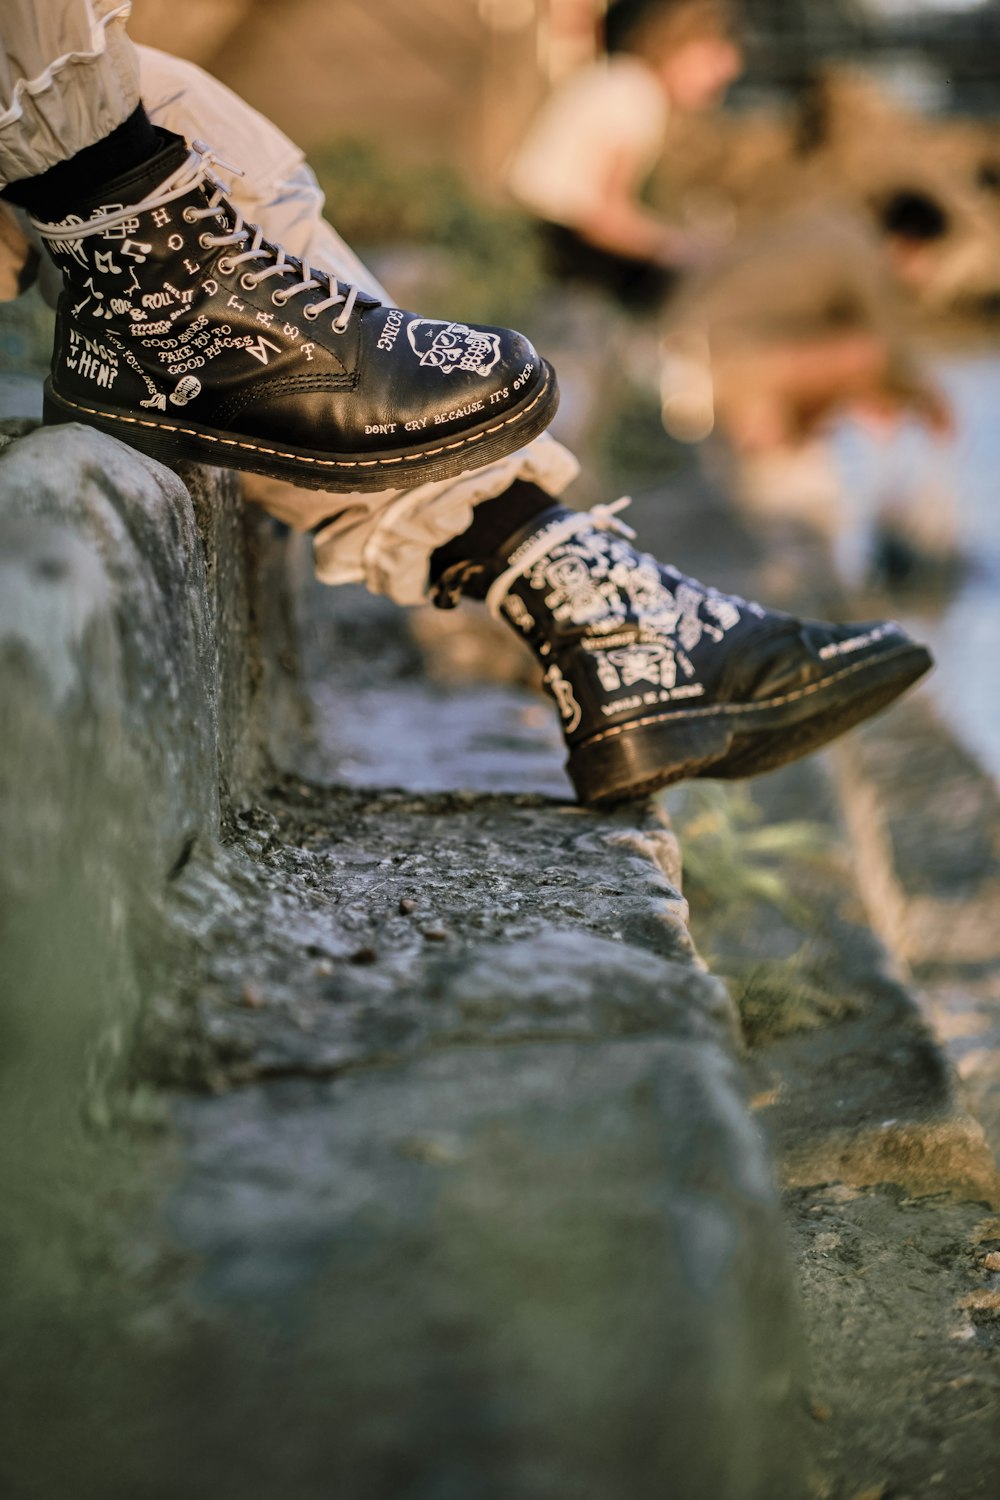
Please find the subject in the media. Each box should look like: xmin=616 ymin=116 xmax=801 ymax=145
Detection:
xmin=578 ymin=644 xmax=920 ymax=747
xmin=51 ymin=368 xmax=550 ymax=470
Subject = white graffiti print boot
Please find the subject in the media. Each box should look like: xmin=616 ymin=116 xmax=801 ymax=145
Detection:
xmin=35 ymin=134 xmax=558 ymax=491
xmin=472 ymin=501 xmax=932 ymax=803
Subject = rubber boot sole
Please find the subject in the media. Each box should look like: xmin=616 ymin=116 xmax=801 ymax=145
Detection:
xmin=42 ymin=360 xmax=558 ymax=493
xmin=567 ymin=639 xmax=933 ymax=805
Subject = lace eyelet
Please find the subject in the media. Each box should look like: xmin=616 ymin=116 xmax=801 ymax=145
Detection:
xmin=199 ymin=234 xmax=215 ymax=249
xmin=217 ymin=257 xmax=236 ymax=275
xmin=271 ymin=290 xmax=288 ymax=308
xmin=303 ymin=304 xmax=319 ymax=321
xmin=332 ymin=318 xmax=350 ymax=335
xmin=183 ymin=207 xmax=198 ymax=224
xmin=240 ymin=273 xmax=259 ymax=292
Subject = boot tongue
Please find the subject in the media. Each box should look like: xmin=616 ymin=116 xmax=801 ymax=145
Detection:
xmin=498 ymin=504 xmax=575 ymax=564
xmin=72 ymin=128 xmax=191 ymax=221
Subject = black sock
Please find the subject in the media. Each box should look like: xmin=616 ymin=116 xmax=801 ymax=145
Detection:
xmin=1 ymin=104 xmax=170 ymax=220
xmin=428 ymin=480 xmax=558 ymax=600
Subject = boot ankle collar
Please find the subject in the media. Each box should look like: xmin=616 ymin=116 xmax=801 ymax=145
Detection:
xmin=31 ymin=140 xmax=240 ymax=239
xmin=485 ymin=497 xmax=636 ymax=619
xmin=32 ymin=138 xmax=372 ymax=336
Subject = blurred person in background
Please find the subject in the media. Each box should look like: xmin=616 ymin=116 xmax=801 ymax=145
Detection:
xmin=509 ymin=1 xmax=948 ymax=485
xmin=508 ymin=0 xmax=743 ymax=311
xmin=660 ymin=209 xmax=951 ymax=455
xmin=0 ymin=3 xmax=932 ymax=804
xmin=658 ymin=207 xmax=955 ymax=566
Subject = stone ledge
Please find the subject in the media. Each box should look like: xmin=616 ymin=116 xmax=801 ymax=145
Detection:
xmin=835 ymin=698 xmax=1000 ymax=968
xmin=0 ymin=418 xmax=308 ymax=896
xmin=0 ymin=423 xmax=807 ymax=1499
xmin=157 ymin=778 xmax=806 ymax=1500
xmin=0 ymin=421 xmax=222 ymax=887
xmin=0 ymin=419 xmax=306 ymax=1146
xmin=673 ymin=750 xmax=1000 ymax=1208
xmin=832 ymin=700 xmax=1000 ymax=1166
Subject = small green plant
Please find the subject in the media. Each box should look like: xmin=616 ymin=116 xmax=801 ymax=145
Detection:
xmin=310 ymin=136 xmax=547 ymax=327
xmin=726 ymin=946 xmax=861 ymax=1047
xmin=667 ymin=782 xmax=832 ymax=921
xmin=666 ymin=784 xmax=856 ymax=1044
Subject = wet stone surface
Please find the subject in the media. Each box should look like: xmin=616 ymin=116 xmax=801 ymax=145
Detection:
xmin=789 ymin=1183 xmax=1000 ymax=1500
xmin=150 ymin=780 xmax=712 ymax=1090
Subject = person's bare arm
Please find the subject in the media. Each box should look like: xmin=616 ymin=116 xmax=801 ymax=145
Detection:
xmin=573 ymin=146 xmax=706 ymax=267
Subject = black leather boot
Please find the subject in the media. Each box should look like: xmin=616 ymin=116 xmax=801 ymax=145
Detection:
xmin=450 ymin=500 xmax=932 ymax=803
xmin=36 ymin=136 xmax=558 ymax=491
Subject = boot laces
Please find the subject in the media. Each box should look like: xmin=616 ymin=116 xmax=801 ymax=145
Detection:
xmin=33 ymin=140 xmax=365 ymax=335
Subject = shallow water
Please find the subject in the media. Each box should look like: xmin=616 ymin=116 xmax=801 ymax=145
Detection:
xmin=830 ymin=352 xmax=1000 ymax=785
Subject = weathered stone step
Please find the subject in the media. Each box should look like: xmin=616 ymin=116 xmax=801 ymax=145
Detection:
xmin=0 ymin=426 xmax=807 ymax=1500
xmin=681 ymin=752 xmax=1000 ymax=1207
xmin=832 ymin=699 xmax=1000 ymax=1162
xmin=665 ymin=748 xmax=1000 ymax=1499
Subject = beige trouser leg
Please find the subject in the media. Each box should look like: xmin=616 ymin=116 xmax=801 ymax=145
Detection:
xmin=0 ymin=2 xmax=138 ymax=187
xmin=1 ymin=29 xmax=579 ymax=604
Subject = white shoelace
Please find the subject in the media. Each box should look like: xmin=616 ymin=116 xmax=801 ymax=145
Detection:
xmin=485 ymin=497 xmax=636 ymax=620
xmin=33 ymin=140 xmax=363 ymax=335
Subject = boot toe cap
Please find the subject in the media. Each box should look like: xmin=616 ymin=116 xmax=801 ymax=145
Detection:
xmin=742 ymin=618 xmax=922 ymax=702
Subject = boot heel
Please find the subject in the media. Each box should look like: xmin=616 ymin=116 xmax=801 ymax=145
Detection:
xmin=567 ymin=714 xmax=732 ymax=804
